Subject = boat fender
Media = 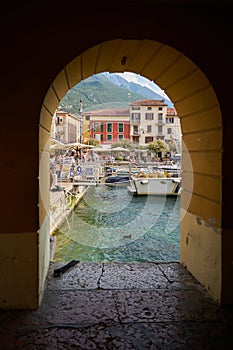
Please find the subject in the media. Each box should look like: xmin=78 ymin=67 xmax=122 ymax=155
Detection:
xmin=172 ymin=179 xmax=180 ymax=183
xmin=140 ymin=179 xmax=148 ymax=185
xmin=53 ymin=260 xmax=79 ymax=277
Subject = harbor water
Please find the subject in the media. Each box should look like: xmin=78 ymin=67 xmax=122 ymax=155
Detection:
xmin=53 ymin=184 xmax=180 ymax=263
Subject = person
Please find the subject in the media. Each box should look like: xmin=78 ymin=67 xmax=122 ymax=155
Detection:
xmin=55 ymin=155 xmax=62 ymax=178
xmin=50 ymin=154 xmax=55 ymax=173
xmin=50 ymin=170 xmax=53 ymax=189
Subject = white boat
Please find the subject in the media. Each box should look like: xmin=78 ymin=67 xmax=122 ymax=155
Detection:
xmin=127 ymin=172 xmax=181 ymax=196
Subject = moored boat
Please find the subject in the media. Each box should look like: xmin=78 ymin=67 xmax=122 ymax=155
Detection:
xmin=127 ymin=171 xmax=181 ymax=196
xmin=105 ymin=175 xmax=130 ymax=186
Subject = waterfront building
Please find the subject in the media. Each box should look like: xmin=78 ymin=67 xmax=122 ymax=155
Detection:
xmin=166 ymin=107 xmax=182 ymax=153
xmin=83 ymin=108 xmax=130 ymax=145
xmin=130 ymin=99 xmax=181 ymax=152
xmin=51 ymin=110 xmax=82 ymax=144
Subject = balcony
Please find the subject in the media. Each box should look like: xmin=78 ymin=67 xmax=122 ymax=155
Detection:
xmin=131 ymin=133 xmax=140 ymax=138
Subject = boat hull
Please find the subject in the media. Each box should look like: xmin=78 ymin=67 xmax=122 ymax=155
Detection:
xmin=105 ymin=175 xmax=130 ymax=186
xmin=128 ymin=176 xmax=181 ymax=196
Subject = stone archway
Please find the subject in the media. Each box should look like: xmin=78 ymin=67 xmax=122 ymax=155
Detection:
xmin=39 ymin=39 xmax=222 ymax=304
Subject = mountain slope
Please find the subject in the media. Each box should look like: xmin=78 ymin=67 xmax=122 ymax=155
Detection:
xmin=104 ymin=72 xmax=173 ymax=107
xmin=58 ymin=72 xmax=173 ymax=114
xmin=59 ymin=74 xmax=146 ymax=114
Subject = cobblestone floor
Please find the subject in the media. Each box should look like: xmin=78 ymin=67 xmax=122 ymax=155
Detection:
xmin=0 ymin=262 xmax=233 ymax=349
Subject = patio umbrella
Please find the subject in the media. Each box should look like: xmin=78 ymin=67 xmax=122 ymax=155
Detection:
xmin=110 ymin=147 xmax=130 ymax=152
xmin=65 ymin=142 xmax=86 ymax=149
xmin=50 ymin=141 xmax=86 ymax=150
xmin=93 ymin=147 xmax=108 ymax=152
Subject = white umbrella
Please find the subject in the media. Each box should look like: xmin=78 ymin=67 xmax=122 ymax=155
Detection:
xmin=50 ymin=139 xmax=66 ymax=149
xmin=50 ymin=141 xmax=86 ymax=150
xmin=93 ymin=147 xmax=108 ymax=152
xmin=110 ymin=147 xmax=130 ymax=152
xmin=65 ymin=142 xmax=86 ymax=148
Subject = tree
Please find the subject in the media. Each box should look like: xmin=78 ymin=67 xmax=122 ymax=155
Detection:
xmin=111 ymin=139 xmax=135 ymax=150
xmin=147 ymin=139 xmax=168 ymax=157
xmin=83 ymin=138 xmax=99 ymax=146
xmin=167 ymin=140 xmax=177 ymax=154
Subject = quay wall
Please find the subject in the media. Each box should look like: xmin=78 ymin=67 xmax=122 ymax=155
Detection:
xmin=49 ymin=182 xmax=90 ymax=252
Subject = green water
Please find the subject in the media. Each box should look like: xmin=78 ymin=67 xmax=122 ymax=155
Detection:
xmin=54 ymin=185 xmax=180 ymax=262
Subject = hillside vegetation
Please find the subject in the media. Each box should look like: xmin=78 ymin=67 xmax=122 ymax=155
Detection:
xmin=59 ymin=74 xmax=145 ymax=114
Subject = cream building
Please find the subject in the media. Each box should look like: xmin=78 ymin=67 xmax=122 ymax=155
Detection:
xmin=130 ymin=99 xmax=181 ymax=153
xmin=51 ymin=110 xmax=82 ymax=144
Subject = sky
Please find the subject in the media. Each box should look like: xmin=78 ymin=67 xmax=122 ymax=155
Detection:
xmin=116 ymin=72 xmax=171 ymax=101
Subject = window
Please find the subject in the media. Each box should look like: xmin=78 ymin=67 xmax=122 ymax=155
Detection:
xmin=158 ymin=125 xmax=163 ymax=136
xmin=107 ymin=134 xmax=112 ymax=141
xmin=93 ymin=122 xmax=102 ymax=132
xmin=158 ymin=107 xmax=163 ymax=111
xmin=147 ymin=107 xmax=152 ymax=110
xmin=166 ymin=117 xmax=174 ymax=123
xmin=131 ymin=113 xmax=140 ymax=122
xmin=118 ymin=123 xmax=124 ymax=132
xmin=158 ymin=113 xmax=163 ymax=123
xmin=107 ymin=123 xmax=112 ymax=132
xmin=56 ymin=116 xmax=63 ymax=124
xmin=119 ymin=135 xmax=123 ymax=140
xmin=147 ymin=125 xmax=152 ymax=132
xmin=145 ymin=113 xmax=154 ymax=120
xmin=132 ymin=106 xmax=140 ymax=110
xmin=145 ymin=136 xmax=153 ymax=143
xmin=167 ymin=128 xmax=172 ymax=134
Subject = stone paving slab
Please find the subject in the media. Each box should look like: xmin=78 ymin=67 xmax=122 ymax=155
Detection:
xmin=113 ymin=289 xmax=224 ymax=324
xmin=47 ymin=262 xmax=103 ymax=290
xmin=0 ymin=262 xmax=233 ymax=350
xmin=21 ymin=289 xmax=119 ymax=326
xmin=48 ymin=261 xmax=194 ymax=291
xmin=101 ymin=262 xmax=169 ymax=290
xmin=12 ymin=321 xmax=233 ymax=350
xmin=158 ymin=262 xmax=204 ymax=286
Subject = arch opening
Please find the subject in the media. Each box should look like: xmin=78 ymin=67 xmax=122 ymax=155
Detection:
xmin=49 ymin=70 xmax=183 ymax=264
xmin=39 ymin=39 xmax=222 ymax=304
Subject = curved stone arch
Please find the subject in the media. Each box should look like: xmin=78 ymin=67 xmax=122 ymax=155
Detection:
xmin=39 ymin=39 xmax=222 ymax=302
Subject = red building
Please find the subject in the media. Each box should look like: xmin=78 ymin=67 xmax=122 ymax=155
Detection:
xmin=84 ymin=108 xmax=130 ymax=144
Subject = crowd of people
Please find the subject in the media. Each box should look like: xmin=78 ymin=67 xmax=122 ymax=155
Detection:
xmin=49 ymin=146 xmax=179 ymax=189
xmin=49 ymin=147 xmax=105 ymax=188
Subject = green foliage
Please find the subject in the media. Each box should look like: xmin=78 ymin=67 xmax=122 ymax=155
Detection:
xmin=167 ymin=140 xmax=177 ymax=153
xmin=147 ymin=139 xmax=168 ymax=155
xmin=84 ymin=138 xmax=99 ymax=146
xmin=59 ymin=73 xmax=145 ymax=114
xmin=110 ymin=139 xmax=136 ymax=150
